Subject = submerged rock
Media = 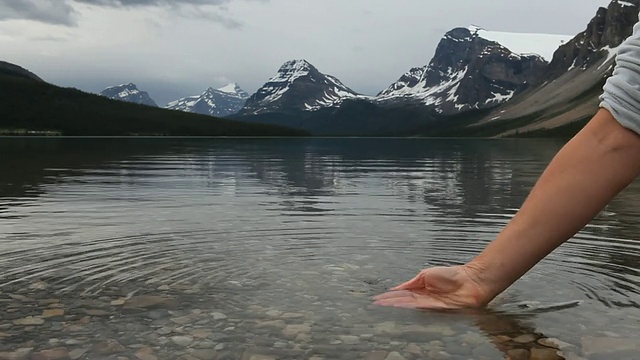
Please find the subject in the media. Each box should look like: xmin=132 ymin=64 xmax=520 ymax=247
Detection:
xmin=124 ymin=296 xmax=177 ymax=309
xmin=581 ymin=336 xmax=640 ymax=355
xmin=384 ymin=352 xmax=406 ymax=360
xmin=529 ymin=347 xmax=564 ymax=360
xmin=255 ymin=320 xmax=286 ymax=329
xmin=68 ymin=348 xmax=88 ymax=360
xmin=512 ymin=334 xmax=538 ymax=344
xmin=42 ymin=309 xmax=65 ymax=318
xmin=31 ymin=348 xmax=70 ymax=360
xmin=93 ymin=340 xmax=126 ymax=354
xmin=171 ymin=335 xmax=193 ymax=347
xmin=12 ymin=316 xmax=45 ymax=326
xmin=282 ymin=324 xmax=311 ymax=339
xmin=188 ymin=349 xmax=217 ymax=360
xmin=0 ymin=348 xmax=32 ymax=360
xmin=506 ymin=349 xmax=529 ymax=360
xmin=363 ymin=351 xmax=388 ymax=360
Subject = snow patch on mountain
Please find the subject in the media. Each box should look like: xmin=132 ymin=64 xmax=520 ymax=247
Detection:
xmin=217 ymin=82 xmax=245 ymax=95
xmin=615 ymin=0 xmax=637 ymax=7
xmin=597 ymin=45 xmax=620 ymax=70
xmin=378 ymin=66 xmax=469 ymax=110
xmin=469 ymin=26 xmax=573 ymax=61
xmin=268 ymin=60 xmax=312 ymax=85
xmin=485 ymin=90 xmax=516 ymax=104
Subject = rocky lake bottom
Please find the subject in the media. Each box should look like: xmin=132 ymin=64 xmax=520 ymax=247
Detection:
xmin=1 ymin=269 xmax=639 ymax=360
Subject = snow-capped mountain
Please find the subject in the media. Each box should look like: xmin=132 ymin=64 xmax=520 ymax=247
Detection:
xmin=166 ymin=83 xmax=249 ymax=117
xmin=377 ymin=27 xmax=572 ymax=115
xmin=100 ymin=83 xmax=158 ymax=107
xmin=239 ymin=60 xmax=364 ymax=115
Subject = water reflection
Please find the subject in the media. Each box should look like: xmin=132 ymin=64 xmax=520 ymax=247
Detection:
xmin=474 ymin=310 xmax=567 ymax=359
xmin=0 ymin=138 xmax=184 ymax=210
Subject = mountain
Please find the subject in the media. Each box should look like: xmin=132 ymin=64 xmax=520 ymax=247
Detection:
xmin=0 ymin=61 xmax=307 ymax=137
xmin=239 ymin=59 xmax=365 ymax=115
xmin=166 ymin=83 xmax=249 ymax=117
xmin=234 ymin=32 xmax=571 ymax=135
xmin=0 ymin=61 xmax=43 ymax=82
xmin=464 ymin=0 xmax=640 ymax=138
xmin=100 ymin=83 xmax=158 ymax=107
xmin=377 ymin=26 xmax=571 ymax=116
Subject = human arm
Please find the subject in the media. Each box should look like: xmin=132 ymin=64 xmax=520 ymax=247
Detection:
xmin=468 ymin=108 xmax=640 ymax=303
xmin=375 ymin=109 xmax=640 ymax=309
xmin=375 ymin=14 xmax=640 ymax=309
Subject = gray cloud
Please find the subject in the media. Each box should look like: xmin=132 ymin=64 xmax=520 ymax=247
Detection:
xmin=73 ymin=0 xmax=230 ymax=6
xmin=0 ymin=0 xmax=255 ymax=28
xmin=27 ymin=34 xmax=73 ymax=42
xmin=0 ymin=0 xmax=77 ymax=25
xmin=168 ymin=3 xmax=244 ymax=29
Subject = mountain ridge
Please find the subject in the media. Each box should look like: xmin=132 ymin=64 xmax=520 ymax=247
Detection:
xmin=0 ymin=61 xmax=44 ymax=82
xmin=100 ymin=83 xmax=158 ymax=107
xmin=0 ymin=61 xmax=307 ymax=137
xmin=235 ymin=27 xmax=571 ymax=134
xmin=239 ymin=59 xmax=366 ymax=116
xmin=166 ymin=83 xmax=250 ymax=117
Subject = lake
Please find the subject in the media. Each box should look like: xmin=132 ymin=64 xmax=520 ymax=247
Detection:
xmin=1 ymin=137 xmax=639 ymax=360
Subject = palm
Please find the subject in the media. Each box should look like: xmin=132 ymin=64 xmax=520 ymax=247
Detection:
xmin=373 ymin=266 xmax=486 ymax=310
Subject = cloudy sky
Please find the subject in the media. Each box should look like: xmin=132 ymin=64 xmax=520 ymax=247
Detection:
xmin=1 ymin=0 xmax=613 ymax=105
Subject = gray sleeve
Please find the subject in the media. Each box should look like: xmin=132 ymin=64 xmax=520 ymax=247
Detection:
xmin=600 ymin=14 xmax=640 ymax=135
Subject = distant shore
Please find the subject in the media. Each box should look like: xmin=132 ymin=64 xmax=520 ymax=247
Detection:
xmin=0 ymin=129 xmax=62 ymax=136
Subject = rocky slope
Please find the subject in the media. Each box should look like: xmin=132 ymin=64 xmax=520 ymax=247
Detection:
xmin=472 ymin=0 xmax=640 ymax=137
xmin=166 ymin=83 xmax=249 ymax=117
xmin=378 ymin=26 xmax=571 ymax=116
xmin=100 ymin=83 xmax=158 ymax=107
xmin=239 ymin=59 xmax=365 ymax=116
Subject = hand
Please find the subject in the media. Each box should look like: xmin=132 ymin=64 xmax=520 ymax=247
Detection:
xmin=373 ymin=265 xmax=489 ymax=310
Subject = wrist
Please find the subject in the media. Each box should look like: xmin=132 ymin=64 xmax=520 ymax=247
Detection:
xmin=462 ymin=260 xmax=505 ymax=306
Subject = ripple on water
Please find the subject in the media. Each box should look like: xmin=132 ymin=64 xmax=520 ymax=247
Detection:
xmin=0 ymin=227 xmax=340 ymax=294
xmin=2 ymin=213 xmax=640 ymax=313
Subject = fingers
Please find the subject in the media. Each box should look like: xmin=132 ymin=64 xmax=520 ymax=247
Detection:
xmin=390 ymin=271 xmax=425 ymax=291
xmin=375 ymin=301 xmax=420 ymax=309
xmin=373 ymin=293 xmax=449 ymax=310
xmin=372 ymin=290 xmax=415 ymax=301
xmin=372 ymin=292 xmax=443 ymax=309
xmin=373 ymin=294 xmax=419 ymax=308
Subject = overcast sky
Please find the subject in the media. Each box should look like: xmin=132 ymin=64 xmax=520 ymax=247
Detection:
xmin=0 ymin=0 xmax=613 ymax=105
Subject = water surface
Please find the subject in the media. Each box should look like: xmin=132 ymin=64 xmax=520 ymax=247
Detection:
xmin=1 ymin=138 xmax=640 ymax=360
